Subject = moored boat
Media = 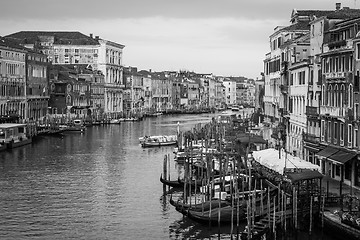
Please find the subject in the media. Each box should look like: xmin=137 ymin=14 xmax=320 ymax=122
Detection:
xmin=141 ymin=135 xmax=178 ymax=147
xmin=0 ymin=123 xmax=32 ymax=149
xmin=323 ymin=210 xmax=360 ymax=240
xmin=160 ymin=174 xmax=183 ymax=188
xmin=109 ymin=119 xmax=120 ymax=124
xmin=60 ymin=119 xmax=86 ymax=132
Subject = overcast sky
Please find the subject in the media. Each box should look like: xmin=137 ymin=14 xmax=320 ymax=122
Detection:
xmin=0 ymin=0 xmax=357 ymax=79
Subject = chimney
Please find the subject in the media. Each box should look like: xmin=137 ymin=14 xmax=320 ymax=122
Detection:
xmin=95 ymin=36 xmax=99 ymax=40
xmin=89 ymin=33 xmax=93 ymax=38
xmin=336 ymin=2 xmax=341 ymax=10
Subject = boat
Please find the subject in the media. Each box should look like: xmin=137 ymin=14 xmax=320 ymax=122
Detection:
xmin=186 ymin=199 xmax=276 ymax=225
xmin=109 ymin=119 xmax=121 ymax=124
xmin=323 ymin=210 xmax=360 ymax=240
xmin=160 ymin=174 xmax=183 ymax=188
xmin=61 ymin=119 xmax=86 ymax=132
xmin=124 ymin=117 xmax=139 ymax=122
xmin=170 ymin=197 xmax=231 ymax=214
xmin=0 ymin=123 xmax=32 ymax=149
xmin=0 ymin=142 xmax=7 ymax=152
xmin=141 ymin=135 xmax=178 ymax=147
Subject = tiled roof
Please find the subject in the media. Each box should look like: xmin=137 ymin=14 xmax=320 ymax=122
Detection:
xmin=326 ymin=8 xmax=360 ymax=19
xmin=0 ymin=36 xmax=28 ymax=51
xmin=5 ymin=31 xmax=99 ymax=45
xmin=295 ymin=10 xmax=334 ymax=18
xmin=281 ymin=21 xmax=310 ymax=32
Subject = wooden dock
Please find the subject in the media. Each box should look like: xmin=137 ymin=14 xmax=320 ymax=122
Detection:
xmin=242 ymin=209 xmax=293 ymax=240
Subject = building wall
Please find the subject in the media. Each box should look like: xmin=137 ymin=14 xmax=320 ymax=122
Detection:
xmin=223 ymin=80 xmax=236 ymax=105
xmin=26 ymin=52 xmax=50 ymax=121
xmin=97 ymin=39 xmax=125 ymax=116
xmin=0 ymin=45 xmax=27 ymax=118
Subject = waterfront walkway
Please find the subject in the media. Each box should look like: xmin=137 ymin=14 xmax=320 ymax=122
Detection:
xmin=322 ymin=175 xmax=360 ymax=198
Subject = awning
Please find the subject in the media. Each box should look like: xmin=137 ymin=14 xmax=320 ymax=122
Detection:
xmin=286 ymin=170 xmax=323 ymax=183
xmin=328 ymin=150 xmax=357 ymax=164
xmin=304 ymin=143 xmax=322 ymax=153
xmin=236 ymin=134 xmax=267 ymax=144
xmin=316 ymin=146 xmax=339 ymax=158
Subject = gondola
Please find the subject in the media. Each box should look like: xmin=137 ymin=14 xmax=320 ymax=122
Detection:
xmin=169 ymin=196 xmax=231 ymax=214
xmin=160 ymin=174 xmax=183 ymax=188
xmin=186 ymin=201 xmax=276 ymax=225
xmin=177 ymin=178 xmax=204 ymax=188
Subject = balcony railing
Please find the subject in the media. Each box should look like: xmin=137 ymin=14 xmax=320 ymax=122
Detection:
xmin=280 ymin=84 xmax=288 ymax=94
xmin=306 ymin=106 xmax=319 ymax=117
xmin=328 ymin=40 xmax=346 ymax=49
xmin=303 ymin=133 xmax=320 ymax=143
xmin=320 ymin=106 xmax=346 ymax=118
xmin=324 ymin=72 xmax=346 ymax=80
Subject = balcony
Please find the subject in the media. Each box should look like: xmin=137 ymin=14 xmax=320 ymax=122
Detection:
xmin=280 ymin=84 xmax=288 ymax=94
xmin=306 ymin=106 xmax=319 ymax=117
xmin=328 ymin=40 xmax=346 ymax=49
xmin=324 ymin=72 xmax=346 ymax=80
xmin=303 ymin=133 xmax=320 ymax=143
xmin=320 ymin=106 xmax=346 ymax=118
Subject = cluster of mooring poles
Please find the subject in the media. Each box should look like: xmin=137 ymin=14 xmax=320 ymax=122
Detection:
xmin=161 ymin=114 xmax=324 ymax=240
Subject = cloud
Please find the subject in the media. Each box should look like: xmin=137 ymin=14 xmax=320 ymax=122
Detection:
xmin=0 ymin=0 xmax=349 ymax=21
xmin=1 ymin=0 xmax=354 ymax=78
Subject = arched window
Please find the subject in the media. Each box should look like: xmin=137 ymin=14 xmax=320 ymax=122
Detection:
xmin=328 ymin=85 xmax=332 ymax=106
xmin=349 ymin=84 xmax=353 ymax=108
xmin=66 ymin=95 xmax=72 ymax=105
xmin=340 ymin=84 xmax=345 ymax=107
xmin=334 ymin=85 xmax=338 ymax=107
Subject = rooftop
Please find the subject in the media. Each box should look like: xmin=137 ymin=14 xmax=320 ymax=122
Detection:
xmin=5 ymin=31 xmax=100 ymax=45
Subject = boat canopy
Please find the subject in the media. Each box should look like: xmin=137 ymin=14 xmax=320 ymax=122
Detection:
xmin=251 ymin=148 xmax=321 ymax=175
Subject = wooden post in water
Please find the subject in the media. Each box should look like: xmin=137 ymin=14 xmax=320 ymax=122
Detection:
xmin=260 ymin=179 xmax=264 ymax=216
xmin=321 ymin=195 xmax=325 ymax=228
xmin=235 ymin=157 xmax=240 ymax=240
xmin=295 ymin=189 xmax=298 ymax=231
xmin=168 ymin=153 xmax=170 ymax=181
xmin=273 ymin=196 xmax=276 ymax=240
xmin=218 ymin=156 xmax=222 ymax=240
xmin=163 ymin=155 xmax=167 ymax=181
xmin=267 ymin=187 xmax=270 ymax=225
xmin=284 ymin=191 xmax=287 ymax=234
xmin=309 ymin=195 xmax=313 ymax=235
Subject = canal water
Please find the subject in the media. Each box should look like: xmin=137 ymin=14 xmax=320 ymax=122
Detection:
xmin=0 ymin=112 xmax=338 ymax=240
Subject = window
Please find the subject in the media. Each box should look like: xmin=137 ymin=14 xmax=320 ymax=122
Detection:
xmin=334 ymin=122 xmax=338 ymax=144
xmin=348 ymin=124 xmax=353 ymax=147
xmin=335 ymin=165 xmax=340 ymax=177
xmin=340 ymin=123 xmax=344 ymax=145
xmin=355 ymin=129 xmax=358 ymax=148
xmin=340 ymin=84 xmax=345 ymax=107
xmin=349 ymin=84 xmax=353 ymax=108
xmin=328 ymin=85 xmax=332 ymax=106
xmin=328 ymin=121 xmax=331 ymax=142
xmin=321 ymin=120 xmax=325 ymax=141
xmin=320 ymin=22 xmax=323 ymax=35
xmin=334 ymin=85 xmax=338 ymax=107
xmin=357 ymin=44 xmax=360 ymax=60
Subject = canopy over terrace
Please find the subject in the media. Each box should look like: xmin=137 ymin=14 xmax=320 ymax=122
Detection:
xmin=251 ymin=148 xmax=321 ymax=175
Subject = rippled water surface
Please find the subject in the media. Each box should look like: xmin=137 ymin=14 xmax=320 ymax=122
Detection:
xmin=0 ymin=112 xmax=339 ymax=240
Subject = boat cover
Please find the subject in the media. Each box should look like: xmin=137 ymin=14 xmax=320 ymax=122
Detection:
xmin=251 ymin=148 xmax=320 ymax=174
